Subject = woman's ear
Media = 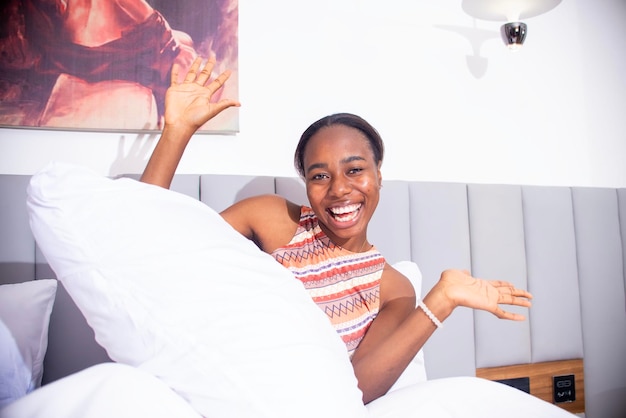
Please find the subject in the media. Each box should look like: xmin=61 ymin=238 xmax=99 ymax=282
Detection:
xmin=377 ymin=162 xmax=383 ymax=189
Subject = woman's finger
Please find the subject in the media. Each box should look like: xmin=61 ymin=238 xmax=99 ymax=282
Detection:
xmin=207 ymin=69 xmax=232 ymax=94
xmin=490 ymin=280 xmax=533 ymax=300
xmin=499 ymin=293 xmax=533 ymax=308
xmin=506 ymin=287 xmax=533 ymax=300
xmin=497 ymin=308 xmax=527 ymax=321
xmin=194 ymin=57 xmax=217 ymax=86
xmin=170 ymin=62 xmax=181 ymax=86
xmin=211 ymin=98 xmax=241 ymax=116
xmin=183 ymin=57 xmax=204 ymax=84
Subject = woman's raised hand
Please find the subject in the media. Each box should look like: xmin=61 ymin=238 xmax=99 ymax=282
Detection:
xmin=164 ymin=56 xmax=240 ymax=130
xmin=140 ymin=57 xmax=240 ymax=188
xmin=434 ymin=269 xmax=533 ymax=321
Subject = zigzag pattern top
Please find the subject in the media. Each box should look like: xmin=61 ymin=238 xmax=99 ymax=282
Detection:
xmin=272 ymin=206 xmax=385 ymax=357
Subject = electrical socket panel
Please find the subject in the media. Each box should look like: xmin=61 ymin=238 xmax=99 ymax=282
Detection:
xmin=553 ymin=374 xmax=576 ymax=403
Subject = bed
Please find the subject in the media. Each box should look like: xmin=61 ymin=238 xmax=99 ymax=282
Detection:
xmin=1 ymin=161 xmax=625 ymax=417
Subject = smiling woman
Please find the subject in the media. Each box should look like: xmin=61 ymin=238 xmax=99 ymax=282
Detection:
xmin=140 ymin=57 xmax=535 ymax=405
xmin=296 ymin=118 xmax=383 ymax=252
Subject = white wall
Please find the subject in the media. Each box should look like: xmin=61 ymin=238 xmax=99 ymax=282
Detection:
xmin=1 ymin=0 xmax=625 ymax=187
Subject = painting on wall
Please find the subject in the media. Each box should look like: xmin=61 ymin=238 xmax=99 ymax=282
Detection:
xmin=0 ymin=0 xmax=239 ymax=133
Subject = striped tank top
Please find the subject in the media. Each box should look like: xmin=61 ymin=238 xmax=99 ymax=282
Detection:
xmin=271 ymin=206 xmax=385 ymax=357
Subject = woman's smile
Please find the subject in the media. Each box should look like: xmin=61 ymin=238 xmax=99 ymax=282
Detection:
xmin=327 ymin=203 xmax=363 ymax=223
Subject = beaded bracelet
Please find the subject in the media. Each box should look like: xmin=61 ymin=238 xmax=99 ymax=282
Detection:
xmin=418 ymin=299 xmax=443 ymax=328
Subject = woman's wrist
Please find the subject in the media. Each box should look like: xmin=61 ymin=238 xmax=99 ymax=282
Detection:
xmin=417 ymin=299 xmax=444 ymax=328
xmin=162 ymin=120 xmax=198 ymax=141
xmin=140 ymin=124 xmax=194 ymax=187
xmin=422 ymin=282 xmax=456 ymax=324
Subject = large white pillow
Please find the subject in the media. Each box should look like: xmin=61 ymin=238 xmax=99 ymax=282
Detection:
xmin=26 ymin=162 xmax=368 ymax=418
xmin=0 ymin=280 xmax=57 ymax=408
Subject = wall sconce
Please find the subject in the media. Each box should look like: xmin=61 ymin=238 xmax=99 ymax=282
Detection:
xmin=462 ymin=0 xmax=562 ymax=50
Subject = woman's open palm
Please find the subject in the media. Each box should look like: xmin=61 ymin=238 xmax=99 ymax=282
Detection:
xmin=164 ymin=57 xmax=240 ymax=129
xmin=437 ymin=269 xmax=533 ymax=321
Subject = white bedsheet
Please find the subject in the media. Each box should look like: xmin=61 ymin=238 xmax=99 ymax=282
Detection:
xmin=1 ymin=364 xmax=575 ymax=418
xmin=0 ymin=363 xmax=202 ymax=418
xmin=366 ymin=376 xmax=576 ymax=418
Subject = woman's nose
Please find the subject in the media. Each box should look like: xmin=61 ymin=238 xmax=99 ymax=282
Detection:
xmin=329 ymin=176 xmax=351 ymax=197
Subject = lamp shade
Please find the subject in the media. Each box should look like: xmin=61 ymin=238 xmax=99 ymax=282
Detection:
xmin=462 ymin=0 xmax=562 ymax=22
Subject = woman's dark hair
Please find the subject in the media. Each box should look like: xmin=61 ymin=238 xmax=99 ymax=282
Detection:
xmin=294 ymin=113 xmax=385 ymax=178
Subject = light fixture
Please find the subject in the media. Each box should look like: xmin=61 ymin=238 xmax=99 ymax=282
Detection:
xmin=501 ymin=22 xmax=527 ymax=50
xmin=462 ymin=0 xmax=562 ymax=49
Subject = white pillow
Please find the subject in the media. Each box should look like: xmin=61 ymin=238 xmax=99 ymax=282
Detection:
xmin=26 ymin=162 xmax=368 ymax=418
xmin=0 ymin=318 xmax=30 ymax=409
xmin=387 ymin=261 xmax=427 ymax=393
xmin=0 ymin=280 xmax=57 ymax=408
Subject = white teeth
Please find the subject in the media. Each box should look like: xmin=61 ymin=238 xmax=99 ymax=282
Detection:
xmin=329 ymin=204 xmax=361 ymax=223
xmin=329 ymin=204 xmax=361 ymax=215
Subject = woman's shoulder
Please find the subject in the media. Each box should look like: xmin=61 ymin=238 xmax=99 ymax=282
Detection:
xmin=220 ymin=194 xmax=303 ymax=251
xmin=232 ymin=194 xmax=302 ymax=217
xmin=380 ymin=262 xmax=417 ymax=305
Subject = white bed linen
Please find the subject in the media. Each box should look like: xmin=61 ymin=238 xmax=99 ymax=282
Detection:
xmin=0 ymin=363 xmax=202 ymax=418
xmin=367 ymin=376 xmax=576 ymax=418
xmin=2 ymin=366 xmax=577 ymax=418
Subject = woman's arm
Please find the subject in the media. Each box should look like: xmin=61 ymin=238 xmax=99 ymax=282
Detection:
xmin=352 ymin=267 xmax=532 ymax=404
xmin=140 ymin=57 xmax=302 ymax=247
xmin=140 ymin=57 xmax=240 ymax=188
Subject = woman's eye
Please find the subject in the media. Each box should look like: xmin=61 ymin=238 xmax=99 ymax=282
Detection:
xmin=348 ymin=167 xmax=363 ymax=175
xmin=311 ymin=173 xmax=328 ymax=181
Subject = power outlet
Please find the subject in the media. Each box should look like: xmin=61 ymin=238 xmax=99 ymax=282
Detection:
xmin=553 ymin=374 xmax=576 ymax=403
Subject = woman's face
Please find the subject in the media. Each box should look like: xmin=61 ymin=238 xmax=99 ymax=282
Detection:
xmin=302 ymin=124 xmax=382 ymax=251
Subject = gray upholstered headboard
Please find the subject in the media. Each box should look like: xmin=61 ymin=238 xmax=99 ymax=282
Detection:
xmin=1 ymin=173 xmax=625 ymax=418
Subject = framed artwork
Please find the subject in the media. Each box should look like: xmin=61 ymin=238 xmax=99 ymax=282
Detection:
xmin=0 ymin=0 xmax=239 ymax=133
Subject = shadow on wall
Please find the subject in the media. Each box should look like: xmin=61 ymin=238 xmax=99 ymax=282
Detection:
xmin=274 ymin=177 xmax=309 ymax=206
xmin=434 ymin=24 xmax=499 ymax=79
xmin=108 ymin=133 xmax=159 ymax=177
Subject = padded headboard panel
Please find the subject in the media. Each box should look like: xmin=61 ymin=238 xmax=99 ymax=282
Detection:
xmin=572 ymin=187 xmax=626 ymax=414
xmin=0 ymin=175 xmax=35 ymax=281
xmin=407 ymin=181 xmax=475 ymax=377
xmin=1 ymin=173 xmax=625 ymax=418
